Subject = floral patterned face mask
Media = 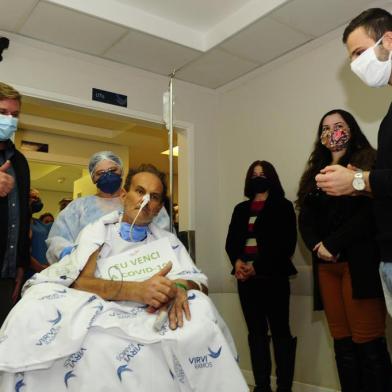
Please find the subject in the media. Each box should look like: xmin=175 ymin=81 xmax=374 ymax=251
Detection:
xmin=320 ymin=124 xmax=350 ymax=152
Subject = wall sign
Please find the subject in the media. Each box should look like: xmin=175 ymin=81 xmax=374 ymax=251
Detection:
xmin=92 ymin=88 xmax=127 ymax=107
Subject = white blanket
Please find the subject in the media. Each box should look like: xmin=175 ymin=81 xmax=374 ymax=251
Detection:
xmin=0 ymin=212 xmax=248 ymax=391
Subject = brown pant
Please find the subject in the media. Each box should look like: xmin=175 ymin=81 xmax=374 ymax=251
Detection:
xmin=318 ymin=262 xmax=386 ymax=343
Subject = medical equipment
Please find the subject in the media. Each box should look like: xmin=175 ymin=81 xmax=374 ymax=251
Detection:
xmin=163 ymin=71 xmax=175 ymax=233
xmin=129 ymin=193 xmax=150 ymax=241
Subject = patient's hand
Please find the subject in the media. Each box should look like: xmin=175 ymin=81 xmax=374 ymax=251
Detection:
xmin=139 ymin=262 xmax=176 ymax=310
xmin=73 ymin=253 xmax=177 ymax=305
xmin=168 ymin=283 xmax=191 ymax=330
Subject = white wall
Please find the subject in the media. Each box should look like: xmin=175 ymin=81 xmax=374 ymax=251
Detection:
xmin=216 ymin=28 xmax=392 ymax=389
xmin=73 ymin=173 xmax=97 ymax=199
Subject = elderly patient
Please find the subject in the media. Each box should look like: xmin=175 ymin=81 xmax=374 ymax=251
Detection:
xmin=0 ymin=164 xmax=248 ymax=392
xmin=46 ymin=151 xmax=171 ymax=264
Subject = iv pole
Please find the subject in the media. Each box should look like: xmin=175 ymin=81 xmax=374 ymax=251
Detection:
xmin=165 ymin=70 xmax=175 ymax=233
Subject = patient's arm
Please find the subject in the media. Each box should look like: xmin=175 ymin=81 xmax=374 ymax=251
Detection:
xmin=71 ymin=251 xmax=176 ymax=309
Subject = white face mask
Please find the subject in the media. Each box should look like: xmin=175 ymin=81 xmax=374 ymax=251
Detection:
xmin=351 ymin=37 xmax=392 ymax=87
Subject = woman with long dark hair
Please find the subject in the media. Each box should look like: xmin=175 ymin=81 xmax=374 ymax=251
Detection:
xmin=226 ymin=160 xmax=297 ymax=392
xmin=297 ymin=109 xmax=391 ymax=392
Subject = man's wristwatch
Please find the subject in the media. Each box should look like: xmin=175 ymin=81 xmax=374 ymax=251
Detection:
xmin=352 ymin=169 xmax=365 ymax=191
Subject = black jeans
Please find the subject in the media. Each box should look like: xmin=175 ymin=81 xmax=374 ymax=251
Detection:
xmin=238 ymin=276 xmax=292 ymax=339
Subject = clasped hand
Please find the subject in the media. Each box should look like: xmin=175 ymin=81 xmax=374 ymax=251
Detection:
xmin=76 ymin=252 xmax=192 ymax=330
xmin=234 ymin=259 xmax=256 ymax=282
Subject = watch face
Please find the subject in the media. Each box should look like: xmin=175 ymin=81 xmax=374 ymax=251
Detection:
xmin=353 ymin=178 xmax=365 ymax=191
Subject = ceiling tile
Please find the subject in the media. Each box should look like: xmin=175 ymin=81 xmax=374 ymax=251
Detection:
xmin=270 ymin=0 xmax=376 ymax=37
xmin=176 ymin=48 xmax=258 ymax=88
xmin=104 ymin=29 xmax=201 ymax=76
xmin=19 ymin=2 xmax=127 ymax=55
xmin=221 ymin=16 xmax=312 ymax=65
xmin=0 ymin=0 xmax=38 ymax=32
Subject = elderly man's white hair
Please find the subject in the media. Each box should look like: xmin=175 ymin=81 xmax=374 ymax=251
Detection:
xmin=88 ymin=151 xmax=123 ymax=177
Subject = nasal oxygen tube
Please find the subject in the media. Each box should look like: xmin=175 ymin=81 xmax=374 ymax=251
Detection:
xmin=129 ymin=193 xmax=150 ymax=241
xmin=140 ymin=193 xmax=151 ymax=209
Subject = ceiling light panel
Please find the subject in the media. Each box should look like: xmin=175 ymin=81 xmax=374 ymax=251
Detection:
xmin=114 ymin=0 xmax=256 ymax=31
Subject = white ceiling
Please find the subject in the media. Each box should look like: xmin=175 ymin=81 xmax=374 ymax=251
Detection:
xmin=29 ymin=161 xmax=83 ymax=192
xmin=114 ymin=0 xmax=256 ymax=31
xmin=1 ymin=0 xmax=391 ymax=88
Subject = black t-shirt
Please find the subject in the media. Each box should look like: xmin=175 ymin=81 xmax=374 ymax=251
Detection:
xmin=369 ymin=102 xmax=392 ymax=261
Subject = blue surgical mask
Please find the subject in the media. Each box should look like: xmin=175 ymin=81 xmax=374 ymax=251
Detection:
xmin=119 ymin=222 xmax=147 ymax=242
xmin=96 ymin=171 xmax=122 ymax=194
xmin=0 ymin=115 xmax=18 ymax=141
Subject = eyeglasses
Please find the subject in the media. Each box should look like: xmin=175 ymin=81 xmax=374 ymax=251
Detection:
xmin=93 ymin=167 xmax=120 ymax=177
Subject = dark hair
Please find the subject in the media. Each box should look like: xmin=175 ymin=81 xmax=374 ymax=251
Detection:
xmin=244 ymin=160 xmax=285 ymax=199
xmin=343 ymin=8 xmax=392 ymax=44
xmin=39 ymin=212 xmax=54 ymax=222
xmin=296 ymin=109 xmax=375 ymax=209
xmin=124 ymin=164 xmax=168 ymax=204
